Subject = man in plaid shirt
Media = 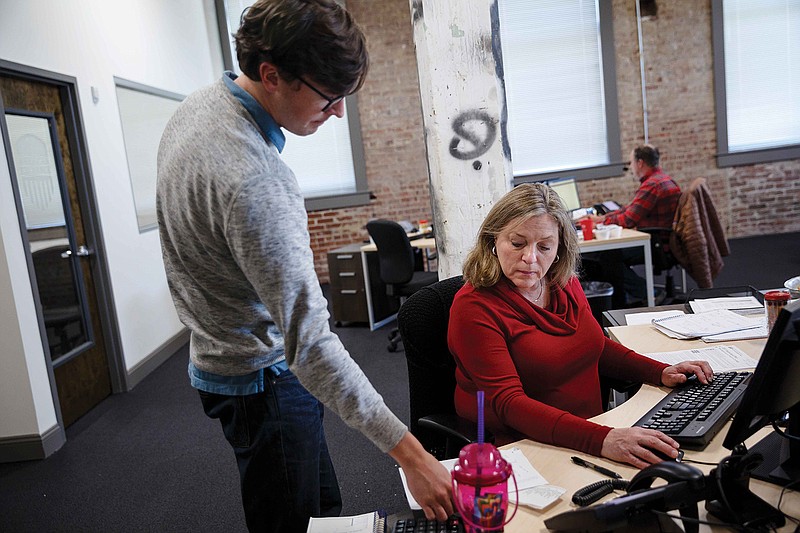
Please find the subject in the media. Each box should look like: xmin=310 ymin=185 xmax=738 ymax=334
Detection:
xmin=583 ymin=145 xmax=681 ymax=306
xmin=592 ymin=145 xmax=681 ymax=229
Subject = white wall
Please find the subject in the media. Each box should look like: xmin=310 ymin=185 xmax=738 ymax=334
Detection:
xmin=0 ymin=0 xmax=224 ymax=439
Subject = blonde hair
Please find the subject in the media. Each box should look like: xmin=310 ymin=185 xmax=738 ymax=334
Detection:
xmin=462 ymin=183 xmax=579 ymax=289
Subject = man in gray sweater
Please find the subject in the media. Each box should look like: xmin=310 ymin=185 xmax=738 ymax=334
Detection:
xmin=157 ymin=1 xmax=452 ymax=531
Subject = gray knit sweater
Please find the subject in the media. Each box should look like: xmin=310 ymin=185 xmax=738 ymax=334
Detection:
xmin=157 ymin=79 xmax=406 ymax=453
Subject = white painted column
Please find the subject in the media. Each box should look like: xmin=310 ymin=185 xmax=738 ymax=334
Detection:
xmin=409 ymin=0 xmax=513 ymax=279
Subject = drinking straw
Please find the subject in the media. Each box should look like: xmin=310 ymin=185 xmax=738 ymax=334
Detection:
xmin=477 ymin=390 xmax=485 ymax=445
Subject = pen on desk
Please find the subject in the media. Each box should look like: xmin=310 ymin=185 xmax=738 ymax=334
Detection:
xmin=571 ymin=456 xmax=622 ymax=479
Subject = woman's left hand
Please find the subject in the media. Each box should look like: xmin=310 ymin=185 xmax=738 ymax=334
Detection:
xmin=661 ymin=360 xmax=714 ymax=387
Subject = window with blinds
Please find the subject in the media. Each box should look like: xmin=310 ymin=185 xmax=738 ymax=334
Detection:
xmin=498 ymin=0 xmax=622 ymax=182
xmin=713 ymin=0 xmax=800 ymax=166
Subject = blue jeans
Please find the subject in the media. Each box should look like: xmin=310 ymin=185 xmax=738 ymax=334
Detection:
xmin=199 ymin=369 xmax=342 ymax=533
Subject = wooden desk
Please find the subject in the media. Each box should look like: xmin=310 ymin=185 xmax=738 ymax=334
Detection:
xmin=501 ymin=326 xmax=799 ymax=532
xmin=580 ymin=228 xmax=654 ymax=307
xmin=360 ymin=238 xmax=437 ymax=330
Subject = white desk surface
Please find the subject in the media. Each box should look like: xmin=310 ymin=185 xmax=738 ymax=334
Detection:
xmin=578 ymin=228 xmax=655 ymax=306
xmin=501 ymin=325 xmax=799 ymax=532
xmin=578 ymin=227 xmax=650 ymax=250
xmin=360 ymin=237 xmax=436 ymax=253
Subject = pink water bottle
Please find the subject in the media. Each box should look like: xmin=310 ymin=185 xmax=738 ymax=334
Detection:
xmin=452 ymin=392 xmax=517 ymax=532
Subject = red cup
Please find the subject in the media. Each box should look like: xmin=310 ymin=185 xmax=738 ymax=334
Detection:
xmin=579 ymin=219 xmax=594 ymax=241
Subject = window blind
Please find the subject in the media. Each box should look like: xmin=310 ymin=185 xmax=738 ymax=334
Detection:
xmin=498 ymin=0 xmax=609 ymax=177
xmin=723 ymin=0 xmax=800 ymax=152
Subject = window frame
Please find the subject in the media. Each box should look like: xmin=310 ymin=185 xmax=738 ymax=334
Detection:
xmin=505 ymin=0 xmax=624 ymax=186
xmin=213 ymin=0 xmax=370 ymax=211
xmin=711 ymin=0 xmax=800 ymax=167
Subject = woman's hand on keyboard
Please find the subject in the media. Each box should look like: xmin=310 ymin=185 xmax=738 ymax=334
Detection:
xmin=660 ymin=360 xmax=714 ymax=387
xmin=601 ymin=427 xmax=681 ymax=469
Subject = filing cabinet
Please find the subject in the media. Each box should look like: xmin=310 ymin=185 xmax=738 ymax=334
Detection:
xmin=327 ymin=244 xmax=369 ymax=325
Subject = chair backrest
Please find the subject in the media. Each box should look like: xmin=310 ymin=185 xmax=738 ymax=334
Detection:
xmin=397 ymin=275 xmax=464 ymax=450
xmin=366 ymin=219 xmax=416 ymax=285
xmin=670 ymin=177 xmax=730 ymax=288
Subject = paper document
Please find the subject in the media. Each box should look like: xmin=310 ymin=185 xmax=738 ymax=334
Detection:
xmin=306 ymin=511 xmax=384 ymax=533
xmin=644 ymin=345 xmax=759 ymax=372
xmin=652 ymin=309 xmax=761 ymax=339
xmin=398 ymin=446 xmax=548 ymax=510
xmin=689 ymin=296 xmax=762 ymax=314
xmin=701 ymin=316 xmax=768 ymax=342
xmin=625 ymin=310 xmax=684 ymax=326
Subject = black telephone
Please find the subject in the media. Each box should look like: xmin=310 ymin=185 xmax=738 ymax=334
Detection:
xmin=546 ymin=462 xmax=708 ymax=533
xmin=593 ymin=200 xmax=621 ymax=215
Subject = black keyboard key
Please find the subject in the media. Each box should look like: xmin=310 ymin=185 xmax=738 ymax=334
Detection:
xmin=393 ymin=515 xmax=464 ymax=533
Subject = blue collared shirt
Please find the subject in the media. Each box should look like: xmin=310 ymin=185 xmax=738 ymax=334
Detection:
xmin=187 ymin=73 xmax=290 ymax=396
xmin=222 ymin=71 xmax=286 ymax=153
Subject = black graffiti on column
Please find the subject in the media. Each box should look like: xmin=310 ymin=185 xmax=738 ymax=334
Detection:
xmin=449 ymin=110 xmax=497 ymax=160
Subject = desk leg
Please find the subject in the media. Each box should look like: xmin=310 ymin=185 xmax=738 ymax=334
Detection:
xmin=644 ymin=241 xmax=654 ymax=307
xmin=361 ymin=251 xmax=377 ymax=331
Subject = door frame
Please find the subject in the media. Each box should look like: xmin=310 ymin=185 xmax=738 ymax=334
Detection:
xmin=0 ymin=61 xmax=127 ymax=424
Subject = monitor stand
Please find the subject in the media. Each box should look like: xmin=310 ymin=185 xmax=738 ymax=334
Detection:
xmin=705 ymin=449 xmax=786 ymax=530
xmin=748 ymin=429 xmax=800 ymax=487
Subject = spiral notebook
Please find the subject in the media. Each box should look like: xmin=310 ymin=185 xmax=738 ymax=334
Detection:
xmin=306 ymin=510 xmax=386 ymax=533
xmin=651 ymin=309 xmax=761 ymax=339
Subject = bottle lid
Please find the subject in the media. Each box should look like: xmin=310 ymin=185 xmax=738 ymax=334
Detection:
xmin=452 ymin=443 xmax=512 ymax=484
xmin=764 ymin=290 xmax=791 ymax=302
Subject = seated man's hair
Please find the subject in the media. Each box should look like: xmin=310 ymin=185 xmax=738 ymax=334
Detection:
xmin=634 ymin=144 xmax=660 ymax=168
xmin=234 ymin=0 xmax=369 ymax=95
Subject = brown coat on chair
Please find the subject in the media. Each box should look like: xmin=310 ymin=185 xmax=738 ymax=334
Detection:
xmin=669 ymin=177 xmax=730 ymax=288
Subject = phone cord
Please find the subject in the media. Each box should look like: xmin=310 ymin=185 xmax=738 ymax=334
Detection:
xmin=571 ymin=479 xmax=630 ymax=507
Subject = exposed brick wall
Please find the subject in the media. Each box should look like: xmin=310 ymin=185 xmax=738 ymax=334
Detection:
xmin=309 ymin=0 xmax=799 ymax=283
xmin=308 ymin=0 xmax=432 ymax=283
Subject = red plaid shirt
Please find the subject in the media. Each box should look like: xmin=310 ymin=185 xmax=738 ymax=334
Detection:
xmin=604 ymin=168 xmax=681 ymax=229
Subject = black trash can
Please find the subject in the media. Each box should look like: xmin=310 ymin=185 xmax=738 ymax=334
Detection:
xmin=580 ymin=281 xmax=614 ymax=324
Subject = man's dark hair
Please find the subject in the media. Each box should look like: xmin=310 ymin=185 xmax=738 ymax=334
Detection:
xmin=234 ymin=0 xmax=369 ymax=95
xmin=633 ymin=144 xmax=660 ymax=168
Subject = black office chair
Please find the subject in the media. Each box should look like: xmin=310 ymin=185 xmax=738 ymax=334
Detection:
xmin=366 ymin=219 xmax=438 ymax=351
xmin=397 ymin=275 xmax=492 ymax=459
xmin=638 ymin=227 xmax=686 ymax=302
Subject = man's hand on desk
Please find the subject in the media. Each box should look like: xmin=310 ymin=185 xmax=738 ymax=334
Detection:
xmin=601 ymin=427 xmax=681 ymax=469
xmin=389 ymin=432 xmax=454 ymax=521
xmin=660 ymin=360 xmax=714 ymax=387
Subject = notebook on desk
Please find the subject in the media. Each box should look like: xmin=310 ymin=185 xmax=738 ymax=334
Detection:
xmin=545 ymin=177 xmax=620 ymax=220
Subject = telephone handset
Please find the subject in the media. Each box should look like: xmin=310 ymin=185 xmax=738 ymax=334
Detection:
xmin=627 ymin=461 xmax=705 ymax=492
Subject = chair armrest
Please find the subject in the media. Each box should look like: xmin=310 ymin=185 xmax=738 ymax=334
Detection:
xmin=418 ymin=414 xmax=495 ymax=448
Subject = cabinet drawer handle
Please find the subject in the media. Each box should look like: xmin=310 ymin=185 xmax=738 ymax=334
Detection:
xmin=340 ymin=289 xmax=358 ymax=295
xmin=336 ymin=254 xmax=354 ymax=259
xmin=338 ymin=272 xmax=356 ymax=277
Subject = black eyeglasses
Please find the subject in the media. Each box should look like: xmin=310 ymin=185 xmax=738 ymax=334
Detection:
xmin=296 ymin=76 xmax=346 ymax=112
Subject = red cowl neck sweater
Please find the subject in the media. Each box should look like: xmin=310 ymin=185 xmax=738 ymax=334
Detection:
xmin=448 ymin=276 xmax=667 ymax=456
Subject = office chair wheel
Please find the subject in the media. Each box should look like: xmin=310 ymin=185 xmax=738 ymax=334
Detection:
xmin=387 ymin=342 xmax=398 ymax=352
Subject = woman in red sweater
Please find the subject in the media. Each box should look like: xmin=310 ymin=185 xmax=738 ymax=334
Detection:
xmin=448 ymin=183 xmax=712 ymax=469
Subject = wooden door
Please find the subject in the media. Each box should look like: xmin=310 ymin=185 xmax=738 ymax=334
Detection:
xmin=1 ymin=75 xmax=112 ymax=427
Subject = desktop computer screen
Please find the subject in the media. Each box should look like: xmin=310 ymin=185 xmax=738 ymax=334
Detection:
xmin=722 ymin=299 xmax=800 ymax=487
xmin=546 ymin=178 xmax=582 ymax=212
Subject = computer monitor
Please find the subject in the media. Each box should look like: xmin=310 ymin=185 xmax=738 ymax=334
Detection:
xmin=546 ymin=178 xmax=581 ymax=212
xmin=722 ymin=299 xmax=800 ymax=487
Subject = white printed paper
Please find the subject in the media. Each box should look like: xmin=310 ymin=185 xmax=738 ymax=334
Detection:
xmin=644 ymin=345 xmax=759 ymax=372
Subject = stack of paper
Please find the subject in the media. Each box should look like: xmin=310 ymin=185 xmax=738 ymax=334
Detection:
xmin=688 ymin=296 xmax=763 ymax=314
xmin=651 ymin=309 xmax=764 ymax=340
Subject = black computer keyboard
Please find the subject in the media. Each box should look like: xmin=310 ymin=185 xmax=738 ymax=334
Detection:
xmin=633 ymin=371 xmax=753 ymax=449
xmin=393 ymin=515 xmax=464 ymax=533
